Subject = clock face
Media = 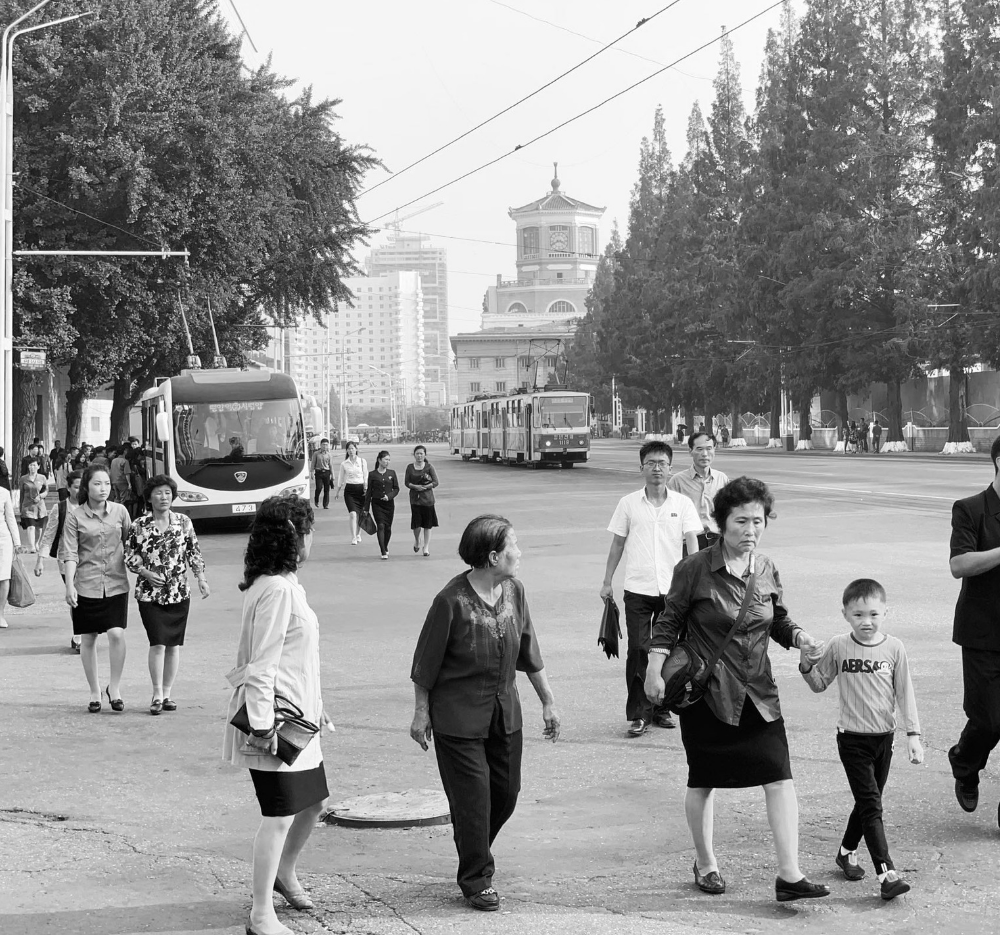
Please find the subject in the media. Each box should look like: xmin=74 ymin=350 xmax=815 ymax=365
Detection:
xmin=549 ymin=229 xmax=568 ymax=251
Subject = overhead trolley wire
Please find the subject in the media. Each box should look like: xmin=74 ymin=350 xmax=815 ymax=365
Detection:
xmin=364 ymin=0 xmax=786 ymax=226
xmin=359 ymin=0 xmax=688 ymax=198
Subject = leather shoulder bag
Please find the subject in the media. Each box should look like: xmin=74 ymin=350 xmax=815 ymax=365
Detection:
xmin=659 ymin=559 xmax=758 ymax=714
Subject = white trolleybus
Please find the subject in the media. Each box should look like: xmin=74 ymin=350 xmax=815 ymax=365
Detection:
xmin=450 ymin=388 xmax=591 ymax=467
xmin=139 ymin=369 xmax=310 ymax=520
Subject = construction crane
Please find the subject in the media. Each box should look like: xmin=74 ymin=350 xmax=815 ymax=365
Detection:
xmin=384 ymin=202 xmax=444 ymax=240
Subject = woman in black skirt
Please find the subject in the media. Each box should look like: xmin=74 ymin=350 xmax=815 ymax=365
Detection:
xmin=333 ymin=441 xmax=368 ymax=545
xmin=404 ymin=444 xmax=439 ymax=556
xmin=223 ymin=496 xmax=332 ymax=935
xmin=124 ymin=475 xmax=211 ymax=715
xmin=60 ymin=465 xmax=132 ymax=712
xmin=646 ymin=476 xmax=829 ymax=902
xmin=364 ymin=450 xmax=399 ymax=559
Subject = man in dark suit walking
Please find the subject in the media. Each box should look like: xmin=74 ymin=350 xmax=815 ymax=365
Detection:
xmin=948 ymin=435 xmax=1000 ymax=825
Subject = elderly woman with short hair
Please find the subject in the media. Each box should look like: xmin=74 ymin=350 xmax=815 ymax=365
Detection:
xmin=410 ymin=514 xmax=561 ymax=912
xmin=645 ymin=476 xmax=829 ymax=903
xmin=124 ymin=474 xmax=210 ymax=715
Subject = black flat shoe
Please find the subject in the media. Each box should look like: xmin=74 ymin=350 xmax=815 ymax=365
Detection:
xmin=465 ymin=886 xmax=499 ymax=911
xmin=880 ymin=874 xmax=910 ymax=900
xmin=955 ymin=779 xmax=978 ymax=813
xmin=835 ymin=849 xmax=865 ymax=881
xmin=150 ymin=698 xmax=162 ymax=716
xmin=88 ymin=700 xmax=102 ymax=713
xmin=775 ymin=876 xmax=830 ymax=902
xmin=627 ymin=717 xmax=648 ymax=737
xmin=273 ymin=878 xmax=314 ymax=910
xmin=693 ymin=860 xmax=725 ymax=894
xmin=105 ymin=686 xmax=124 ymax=713
xmin=161 ymin=698 xmax=177 ymax=712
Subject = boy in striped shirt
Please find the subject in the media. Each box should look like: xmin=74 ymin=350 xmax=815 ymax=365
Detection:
xmin=799 ymin=578 xmax=923 ymax=901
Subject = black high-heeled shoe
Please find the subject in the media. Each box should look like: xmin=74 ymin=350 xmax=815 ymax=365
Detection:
xmin=104 ymin=686 xmax=124 ymax=713
xmin=87 ymin=700 xmax=102 ymax=713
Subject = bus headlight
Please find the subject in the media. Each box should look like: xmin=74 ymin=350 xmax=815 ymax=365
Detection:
xmin=544 ymin=441 xmax=551 ymax=447
xmin=177 ymin=491 xmax=208 ymax=502
xmin=281 ymin=484 xmax=308 ymax=498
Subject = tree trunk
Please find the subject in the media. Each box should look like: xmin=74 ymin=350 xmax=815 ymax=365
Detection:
xmin=885 ymin=379 xmax=903 ymax=443
xmin=836 ymin=389 xmax=849 ymax=441
xmin=683 ymin=402 xmax=694 ymax=436
xmin=769 ymin=369 xmax=781 ymax=439
xmin=948 ymin=363 xmax=970 ymax=443
xmin=661 ymin=388 xmax=673 ymax=433
xmin=797 ymin=390 xmax=813 ymax=440
xmin=12 ymin=367 xmax=41 ymax=462
xmin=109 ymin=377 xmax=136 ymax=444
xmin=729 ymin=396 xmax=743 ymax=440
xmin=65 ymin=385 xmax=85 ymax=448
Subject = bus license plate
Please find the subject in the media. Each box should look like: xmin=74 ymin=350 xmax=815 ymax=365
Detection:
xmin=232 ymin=503 xmax=257 ymax=514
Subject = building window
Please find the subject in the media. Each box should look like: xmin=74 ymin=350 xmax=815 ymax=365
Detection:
xmin=544 ymin=356 xmax=558 ymax=368
xmin=520 ymin=227 xmax=539 ymax=257
xmin=495 ymin=381 xmax=506 ymax=392
xmin=91 ymin=416 xmax=101 ymax=432
xmin=470 ymin=382 xmax=481 ymax=393
xmin=494 ymin=357 xmax=506 ymax=368
xmin=507 ymin=301 xmax=527 ymax=316
xmin=548 ymin=300 xmax=577 ymax=317
xmin=579 ymin=226 xmax=596 ymax=256
xmin=468 ymin=358 xmax=480 ymax=369
xmin=518 ymin=356 xmax=531 ymax=368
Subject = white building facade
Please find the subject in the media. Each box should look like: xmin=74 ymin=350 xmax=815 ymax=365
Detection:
xmin=287 ymin=271 xmax=425 ymax=432
xmin=367 ymin=233 xmax=451 ymax=407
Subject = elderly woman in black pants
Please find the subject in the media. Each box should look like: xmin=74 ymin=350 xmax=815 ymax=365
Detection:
xmin=410 ymin=514 xmax=561 ymax=911
xmin=645 ymin=476 xmax=829 ymax=903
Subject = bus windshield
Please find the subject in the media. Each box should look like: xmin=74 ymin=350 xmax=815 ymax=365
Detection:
xmin=172 ymin=399 xmax=304 ymax=470
xmin=538 ymin=396 xmax=588 ymax=429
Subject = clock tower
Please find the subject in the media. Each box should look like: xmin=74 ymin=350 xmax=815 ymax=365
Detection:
xmin=482 ymin=164 xmax=606 ymax=328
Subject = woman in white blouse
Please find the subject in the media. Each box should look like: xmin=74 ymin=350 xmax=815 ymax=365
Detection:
xmin=332 ymin=442 xmax=368 ymax=545
xmin=224 ymin=495 xmax=332 ymax=935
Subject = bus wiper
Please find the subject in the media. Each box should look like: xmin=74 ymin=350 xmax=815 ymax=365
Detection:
xmin=255 ymin=453 xmax=295 ymax=470
xmin=184 ymin=458 xmax=247 ymax=480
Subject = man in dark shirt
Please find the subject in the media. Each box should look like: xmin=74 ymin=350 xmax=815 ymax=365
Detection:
xmin=948 ymin=435 xmax=1000 ymax=823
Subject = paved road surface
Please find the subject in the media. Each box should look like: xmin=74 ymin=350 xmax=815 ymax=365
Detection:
xmin=1 ymin=442 xmax=998 ymax=934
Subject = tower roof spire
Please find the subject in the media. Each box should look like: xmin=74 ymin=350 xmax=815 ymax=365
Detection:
xmin=551 ymin=162 xmax=560 ymax=191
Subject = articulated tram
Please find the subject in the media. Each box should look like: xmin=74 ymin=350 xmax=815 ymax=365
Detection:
xmin=450 ymin=389 xmax=591 ymax=467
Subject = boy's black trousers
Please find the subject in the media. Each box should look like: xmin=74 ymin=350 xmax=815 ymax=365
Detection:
xmin=836 ymin=731 xmax=895 ymax=873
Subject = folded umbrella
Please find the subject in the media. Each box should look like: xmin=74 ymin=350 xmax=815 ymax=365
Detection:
xmin=598 ymin=596 xmax=622 ymax=659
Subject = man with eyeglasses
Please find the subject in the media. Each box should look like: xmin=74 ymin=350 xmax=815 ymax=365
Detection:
xmin=667 ymin=431 xmax=730 ymax=552
xmin=600 ymin=441 xmax=701 ymax=736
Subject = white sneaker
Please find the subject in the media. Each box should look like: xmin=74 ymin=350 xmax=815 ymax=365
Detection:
xmin=0 ymin=618 xmax=8 ymax=628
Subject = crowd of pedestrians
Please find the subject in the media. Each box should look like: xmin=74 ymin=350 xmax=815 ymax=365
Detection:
xmin=5 ymin=429 xmax=1000 ymax=930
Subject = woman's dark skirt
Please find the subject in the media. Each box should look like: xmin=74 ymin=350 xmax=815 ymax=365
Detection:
xmin=250 ymin=764 xmax=329 ymax=817
xmin=410 ymin=504 xmax=438 ymax=529
xmin=20 ymin=515 xmax=46 ymax=530
xmin=72 ymin=592 xmax=129 ymax=635
xmin=679 ymin=697 xmax=792 ymax=789
xmin=138 ymin=598 xmax=191 ymax=647
xmin=343 ymin=483 xmax=365 ymax=515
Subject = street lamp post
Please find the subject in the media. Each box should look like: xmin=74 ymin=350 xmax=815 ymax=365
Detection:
xmin=364 ymin=363 xmax=396 ymax=440
xmin=0 ymin=2 xmax=92 ymax=454
xmin=340 ymin=327 xmax=365 ymax=443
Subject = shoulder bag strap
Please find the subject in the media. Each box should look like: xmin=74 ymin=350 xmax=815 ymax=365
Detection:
xmin=701 ymin=557 xmax=759 ymax=676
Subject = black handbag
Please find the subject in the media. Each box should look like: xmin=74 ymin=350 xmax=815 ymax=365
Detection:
xmin=358 ymin=510 xmax=377 ymax=536
xmin=659 ymin=563 xmax=758 ymax=714
xmin=230 ymin=693 xmax=320 ymax=766
xmin=598 ymin=596 xmax=622 ymax=659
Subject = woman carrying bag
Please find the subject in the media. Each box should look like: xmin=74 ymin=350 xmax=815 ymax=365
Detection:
xmin=0 ymin=481 xmax=21 ymax=628
xmin=223 ymin=495 xmax=332 ymax=935
xmin=363 ymin=450 xmax=400 ymax=560
xmin=645 ymin=476 xmax=828 ymax=902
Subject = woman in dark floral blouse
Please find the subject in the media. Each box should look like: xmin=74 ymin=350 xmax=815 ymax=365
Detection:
xmin=124 ymin=474 xmax=210 ymax=715
xmin=410 ymin=514 xmax=560 ymax=912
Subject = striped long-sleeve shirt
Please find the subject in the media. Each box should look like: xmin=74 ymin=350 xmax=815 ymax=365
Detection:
xmin=800 ymin=632 xmax=921 ymax=736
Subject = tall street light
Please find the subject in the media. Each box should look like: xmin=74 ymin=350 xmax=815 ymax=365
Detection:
xmin=364 ymin=363 xmax=396 ymax=440
xmin=340 ymin=327 xmax=365 ymax=443
xmin=1 ymin=2 xmax=93 ymax=453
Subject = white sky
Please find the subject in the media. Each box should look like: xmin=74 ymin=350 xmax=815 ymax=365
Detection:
xmin=221 ymin=1 xmax=795 ymax=336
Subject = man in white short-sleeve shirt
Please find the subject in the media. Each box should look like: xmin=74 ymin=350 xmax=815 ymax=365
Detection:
xmin=600 ymin=440 xmax=701 ymax=737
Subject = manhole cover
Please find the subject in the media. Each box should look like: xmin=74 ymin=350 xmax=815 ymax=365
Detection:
xmin=324 ymin=789 xmax=451 ymax=828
